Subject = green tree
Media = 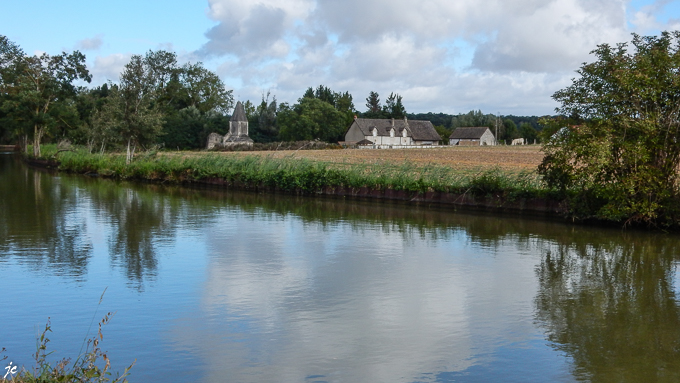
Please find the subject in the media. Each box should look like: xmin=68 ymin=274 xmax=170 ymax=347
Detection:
xmin=502 ymin=119 xmax=519 ymax=141
xmin=254 ymin=92 xmax=278 ymax=142
xmin=539 ymin=31 xmax=680 ymax=226
xmin=434 ymin=125 xmax=450 ymax=145
xmin=278 ymin=97 xmax=346 ymax=142
xmin=364 ymin=91 xmax=382 ymax=118
xmin=383 ymin=92 xmax=406 ymax=119
xmin=3 ymin=50 xmax=90 ymax=156
xmin=176 ymin=62 xmax=233 ymax=114
xmin=105 ymin=55 xmax=164 ymax=162
xmin=519 ymin=122 xmax=537 ymax=143
xmin=450 ymin=110 xmax=496 ymax=129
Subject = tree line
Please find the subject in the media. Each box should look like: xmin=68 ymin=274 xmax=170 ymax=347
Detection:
xmin=1 ymin=34 xmax=544 ymax=154
xmin=0 ymin=35 xmax=234 ymax=161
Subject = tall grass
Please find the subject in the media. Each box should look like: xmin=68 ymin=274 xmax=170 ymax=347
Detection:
xmin=1 ymin=289 xmax=134 ymax=382
xmin=37 ymin=145 xmax=550 ymax=199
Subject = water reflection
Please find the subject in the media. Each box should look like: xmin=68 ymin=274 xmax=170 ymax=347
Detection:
xmin=4 ymin=154 xmax=680 ymax=382
xmin=535 ymin=234 xmax=680 ymax=381
xmin=0 ymin=155 xmax=92 ymax=279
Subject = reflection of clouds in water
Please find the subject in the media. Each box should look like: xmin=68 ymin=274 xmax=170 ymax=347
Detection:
xmin=673 ymin=263 xmax=680 ymax=302
xmin=171 ymin=210 xmax=542 ymax=383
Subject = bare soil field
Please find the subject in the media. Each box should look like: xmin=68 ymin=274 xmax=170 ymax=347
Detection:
xmin=172 ymin=145 xmax=545 ymax=173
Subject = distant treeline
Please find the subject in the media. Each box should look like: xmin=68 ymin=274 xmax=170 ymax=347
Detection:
xmin=1 ymin=34 xmax=546 ymax=154
xmin=407 ymin=111 xmax=546 ymax=144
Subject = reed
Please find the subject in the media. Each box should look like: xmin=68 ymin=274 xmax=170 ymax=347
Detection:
xmin=37 ymin=145 xmax=551 ymax=199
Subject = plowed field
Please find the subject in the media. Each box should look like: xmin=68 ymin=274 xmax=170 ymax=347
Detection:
xmin=187 ymin=146 xmax=544 ymax=173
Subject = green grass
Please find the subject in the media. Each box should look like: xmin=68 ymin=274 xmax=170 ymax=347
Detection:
xmin=34 ymin=144 xmax=551 ymax=200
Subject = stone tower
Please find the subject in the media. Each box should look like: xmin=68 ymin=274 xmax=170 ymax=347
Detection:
xmin=223 ymin=101 xmax=253 ymax=146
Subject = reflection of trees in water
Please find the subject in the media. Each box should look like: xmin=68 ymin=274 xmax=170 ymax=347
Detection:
xmin=81 ymin=182 xmax=194 ymax=289
xmin=0 ymin=156 xmax=92 ymax=279
xmin=166 ymin=184 xmax=567 ymax=248
xmin=535 ymin=235 xmax=680 ymax=381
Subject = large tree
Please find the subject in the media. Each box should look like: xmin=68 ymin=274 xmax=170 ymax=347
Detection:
xmin=3 ymin=50 xmax=90 ymax=156
xmin=277 ymin=97 xmax=346 ymax=142
xmin=539 ymin=31 xmax=680 ymax=226
xmin=104 ymin=54 xmax=164 ymax=163
xmin=177 ymin=62 xmax=233 ymax=114
xmin=0 ymin=35 xmax=25 ymax=144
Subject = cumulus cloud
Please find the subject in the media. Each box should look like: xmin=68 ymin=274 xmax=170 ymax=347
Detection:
xmin=472 ymin=0 xmax=628 ymax=72
xmin=76 ymin=35 xmax=104 ymax=51
xmin=90 ymin=53 xmax=131 ymax=83
xmin=200 ymin=0 xmax=313 ymax=61
xmin=199 ymin=0 xmax=676 ymax=115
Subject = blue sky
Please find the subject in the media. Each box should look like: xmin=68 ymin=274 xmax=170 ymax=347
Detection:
xmin=2 ymin=0 xmax=679 ymax=115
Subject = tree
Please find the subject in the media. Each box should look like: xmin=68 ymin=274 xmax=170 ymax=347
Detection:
xmin=0 ymin=36 xmax=25 ymax=144
xmin=539 ymin=31 xmax=680 ymax=226
xmin=434 ymin=125 xmax=450 ymax=145
xmin=383 ymin=92 xmax=406 ymax=119
xmin=502 ymin=119 xmax=519 ymax=141
xmin=519 ymin=122 xmax=537 ymax=143
xmin=450 ymin=110 xmax=496 ymax=129
xmin=364 ymin=91 xmax=382 ymax=118
xmin=255 ymin=92 xmax=278 ymax=142
xmin=278 ymin=97 xmax=346 ymax=142
xmin=246 ymin=92 xmax=279 ymax=143
xmin=3 ymin=50 xmax=90 ymax=156
xmin=176 ymin=62 xmax=233 ymax=114
xmin=106 ymin=55 xmax=164 ymax=163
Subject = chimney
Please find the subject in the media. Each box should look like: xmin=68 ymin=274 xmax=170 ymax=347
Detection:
xmin=391 ymin=118 xmax=395 ymax=128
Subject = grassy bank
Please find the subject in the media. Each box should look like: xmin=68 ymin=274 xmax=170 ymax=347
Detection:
xmin=33 ymin=145 xmax=552 ymax=202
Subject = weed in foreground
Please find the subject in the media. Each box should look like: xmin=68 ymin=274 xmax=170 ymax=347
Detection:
xmin=2 ymin=291 xmax=134 ymax=383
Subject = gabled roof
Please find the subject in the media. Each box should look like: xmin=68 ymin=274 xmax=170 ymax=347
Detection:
xmin=230 ymin=101 xmax=247 ymax=122
xmin=351 ymin=118 xmax=442 ymax=141
xmin=449 ymin=127 xmax=491 ymax=139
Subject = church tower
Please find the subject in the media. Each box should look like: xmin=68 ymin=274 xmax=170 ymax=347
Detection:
xmin=223 ymin=101 xmax=253 ymax=146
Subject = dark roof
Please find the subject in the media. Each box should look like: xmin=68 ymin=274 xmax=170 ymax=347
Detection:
xmin=356 ymin=139 xmax=374 ymax=145
xmin=449 ymin=127 xmax=491 ymax=139
xmin=351 ymin=118 xmax=441 ymax=141
xmin=230 ymin=101 xmax=247 ymax=122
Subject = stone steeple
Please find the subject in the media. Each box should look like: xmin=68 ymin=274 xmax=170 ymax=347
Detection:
xmin=229 ymin=101 xmax=248 ymax=137
xmin=223 ymin=101 xmax=253 ymax=146
xmin=205 ymin=101 xmax=254 ymax=149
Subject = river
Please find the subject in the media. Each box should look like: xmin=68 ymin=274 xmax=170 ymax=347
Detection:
xmin=1 ymin=152 xmax=680 ymax=382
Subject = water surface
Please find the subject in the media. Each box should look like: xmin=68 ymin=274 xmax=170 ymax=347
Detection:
xmin=1 ymin=153 xmax=679 ymax=382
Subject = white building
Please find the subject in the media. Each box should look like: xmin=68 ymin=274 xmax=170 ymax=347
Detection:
xmin=344 ymin=117 xmax=442 ymax=148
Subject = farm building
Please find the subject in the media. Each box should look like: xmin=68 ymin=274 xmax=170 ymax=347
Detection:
xmin=206 ymin=101 xmax=254 ymax=149
xmin=344 ymin=117 xmax=442 ymax=148
xmin=449 ymin=127 xmax=495 ymax=146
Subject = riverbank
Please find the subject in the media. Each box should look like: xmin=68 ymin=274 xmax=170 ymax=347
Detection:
xmin=26 ymin=145 xmax=566 ymax=216
xmin=0 ymin=144 xmax=18 ymax=151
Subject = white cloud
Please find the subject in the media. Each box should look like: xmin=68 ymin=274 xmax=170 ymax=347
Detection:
xmin=198 ymin=0 xmax=678 ymax=115
xmin=472 ymin=0 xmax=628 ymax=72
xmin=200 ymin=0 xmax=314 ymax=62
xmin=90 ymin=53 xmax=131 ymax=83
xmin=76 ymin=35 xmax=104 ymax=51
